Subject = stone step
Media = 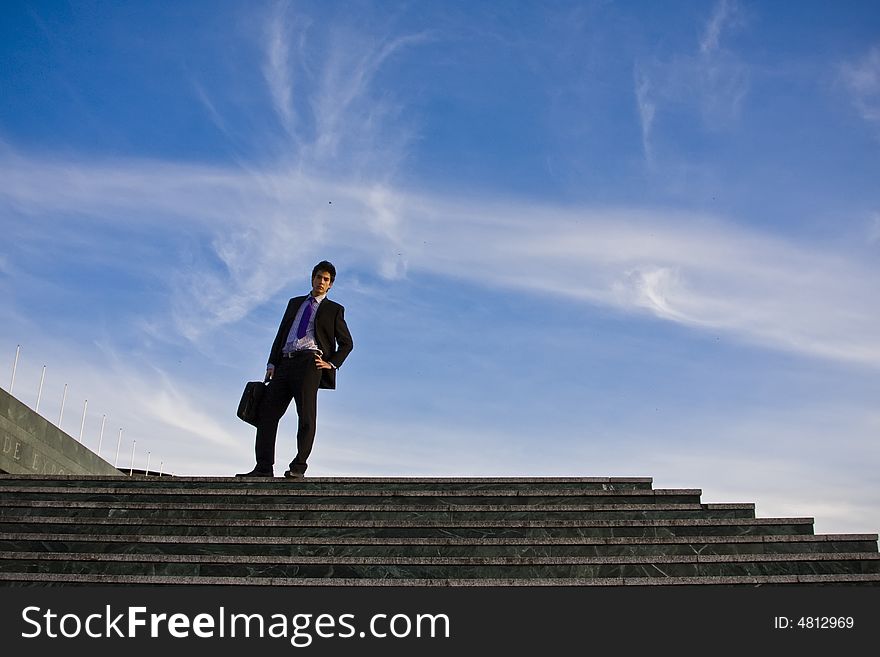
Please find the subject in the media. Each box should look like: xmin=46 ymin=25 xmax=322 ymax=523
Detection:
xmin=2 ymin=550 xmax=878 ymax=579
xmin=0 ymin=475 xmax=655 ymax=491
xmin=0 ymin=500 xmax=756 ymax=522
xmin=0 ymin=514 xmax=816 ymax=538
xmin=2 ymin=532 xmax=876 ymax=558
xmin=3 ymin=571 xmax=877 ymax=586
xmin=0 ymin=485 xmax=700 ymax=506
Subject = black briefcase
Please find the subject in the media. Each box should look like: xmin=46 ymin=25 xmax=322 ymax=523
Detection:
xmin=237 ymin=381 xmax=267 ymax=426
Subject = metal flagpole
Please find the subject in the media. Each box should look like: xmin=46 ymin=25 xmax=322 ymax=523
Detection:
xmin=97 ymin=414 xmax=107 ymax=455
xmin=158 ymin=461 xmax=164 ymax=477
xmin=10 ymin=345 xmax=20 ymax=393
xmin=58 ymin=383 xmax=68 ymax=427
xmin=145 ymin=451 xmax=151 ymax=477
xmin=114 ymin=429 xmax=123 ymax=467
xmin=129 ymin=440 xmax=136 ymax=476
xmin=78 ymin=399 xmax=88 ymax=442
xmin=35 ymin=366 xmax=46 ymax=413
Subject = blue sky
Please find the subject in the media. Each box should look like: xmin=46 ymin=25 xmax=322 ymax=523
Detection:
xmin=1 ymin=0 xmax=879 ymax=535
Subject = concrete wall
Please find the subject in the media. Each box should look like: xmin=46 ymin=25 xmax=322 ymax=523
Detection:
xmin=0 ymin=387 xmax=120 ymax=475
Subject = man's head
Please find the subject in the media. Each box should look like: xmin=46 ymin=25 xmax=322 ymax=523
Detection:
xmin=311 ymin=260 xmax=336 ymax=296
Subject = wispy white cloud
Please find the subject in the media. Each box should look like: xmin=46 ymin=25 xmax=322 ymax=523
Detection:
xmin=694 ymin=2 xmax=748 ymax=126
xmin=699 ymin=0 xmax=741 ymax=56
xmin=633 ymin=66 xmax=656 ymax=166
xmin=3 ymin=150 xmax=879 ymax=368
xmin=137 ymin=381 xmax=241 ymax=452
xmin=841 ymin=45 xmax=880 ymax=126
xmin=97 ymin=3 xmax=430 ymax=343
xmin=192 ymin=82 xmax=235 ymax=144
xmin=263 ymin=1 xmax=303 ymax=140
xmin=308 ymin=30 xmax=428 ymax=163
xmin=634 ymin=0 xmax=748 ymax=161
xmin=257 ymin=3 xmax=429 ymax=171
xmin=0 ymin=1 xmax=863 ymax=354
xmin=410 ymin=200 xmax=880 ymax=366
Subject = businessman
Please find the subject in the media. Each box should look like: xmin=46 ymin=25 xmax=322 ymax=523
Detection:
xmin=236 ymin=260 xmax=353 ymax=478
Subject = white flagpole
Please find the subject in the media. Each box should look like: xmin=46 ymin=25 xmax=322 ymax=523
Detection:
xmin=97 ymin=414 xmax=107 ymax=455
xmin=129 ymin=440 xmax=136 ymax=476
xmin=145 ymin=451 xmax=151 ymax=476
xmin=78 ymin=399 xmax=88 ymax=442
xmin=158 ymin=461 xmax=164 ymax=477
xmin=35 ymin=366 xmax=46 ymax=413
xmin=114 ymin=429 xmax=123 ymax=467
xmin=10 ymin=345 xmax=20 ymax=393
xmin=58 ymin=383 xmax=68 ymax=427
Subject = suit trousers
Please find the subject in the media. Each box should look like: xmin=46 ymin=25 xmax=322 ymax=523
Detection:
xmin=254 ymin=351 xmax=321 ymax=474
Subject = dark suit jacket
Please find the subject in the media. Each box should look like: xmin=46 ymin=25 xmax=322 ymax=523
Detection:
xmin=267 ymin=295 xmax=353 ymax=389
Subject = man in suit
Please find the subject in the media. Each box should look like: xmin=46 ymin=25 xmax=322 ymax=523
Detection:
xmin=237 ymin=260 xmax=353 ymax=478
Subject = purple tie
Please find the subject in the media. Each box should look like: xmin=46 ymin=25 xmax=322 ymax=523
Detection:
xmin=295 ymin=297 xmax=315 ymax=339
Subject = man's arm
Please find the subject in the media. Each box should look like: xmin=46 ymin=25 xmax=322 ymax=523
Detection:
xmin=265 ymin=298 xmax=299 ymax=380
xmin=328 ymin=306 xmax=353 ymax=369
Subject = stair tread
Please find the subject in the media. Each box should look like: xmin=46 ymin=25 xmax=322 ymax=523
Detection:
xmin=4 ymin=550 xmax=878 ymax=564
xmin=0 ymin=475 xmax=655 ymax=483
xmin=2 ymin=572 xmax=876 ymax=586
xmin=4 ymin=532 xmax=871 ymax=545
xmin=0 ymin=500 xmax=749 ymax=511
xmin=0 ymin=514 xmax=814 ymax=527
xmin=0 ymin=485 xmax=693 ymax=496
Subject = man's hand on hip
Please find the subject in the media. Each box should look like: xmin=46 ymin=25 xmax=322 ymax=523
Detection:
xmin=314 ymin=355 xmax=333 ymax=370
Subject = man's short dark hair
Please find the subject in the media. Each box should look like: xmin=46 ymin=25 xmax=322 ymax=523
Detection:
xmin=312 ymin=260 xmax=336 ymax=282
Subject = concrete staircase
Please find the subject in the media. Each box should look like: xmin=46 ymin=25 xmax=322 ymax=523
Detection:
xmin=0 ymin=474 xmax=878 ymax=586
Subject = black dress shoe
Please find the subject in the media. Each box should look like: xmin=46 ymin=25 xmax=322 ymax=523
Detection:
xmin=283 ymin=470 xmax=305 ymax=480
xmin=235 ymin=468 xmax=274 ymax=477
